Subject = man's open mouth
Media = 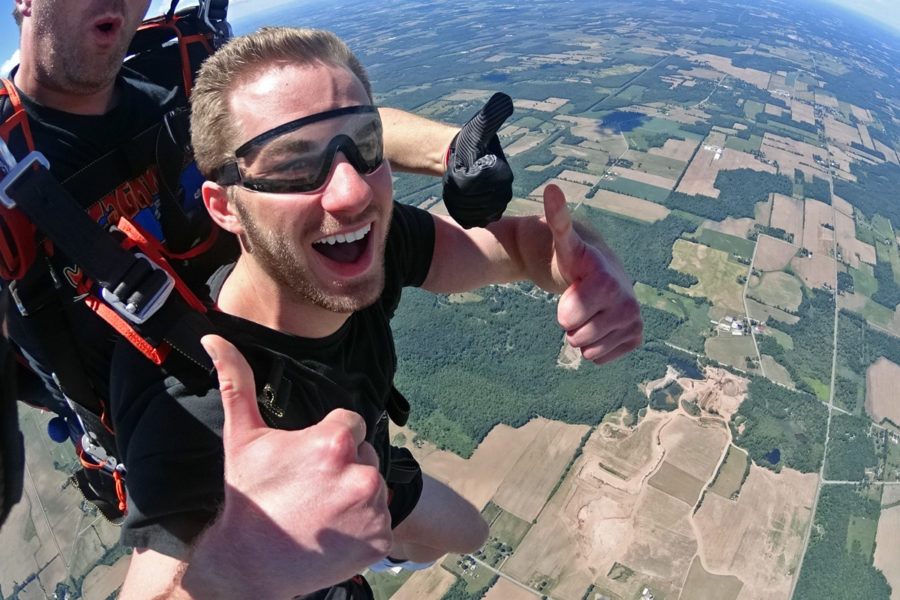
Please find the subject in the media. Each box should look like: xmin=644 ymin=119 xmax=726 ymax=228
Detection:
xmin=312 ymin=223 xmax=371 ymax=264
xmin=93 ymin=17 xmax=121 ymax=38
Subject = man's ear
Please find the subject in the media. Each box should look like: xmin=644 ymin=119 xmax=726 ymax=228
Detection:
xmin=202 ymin=181 xmax=244 ymax=235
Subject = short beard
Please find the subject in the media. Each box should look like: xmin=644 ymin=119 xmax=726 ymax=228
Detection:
xmin=33 ymin=11 xmax=128 ymax=95
xmin=235 ymin=201 xmax=385 ymax=314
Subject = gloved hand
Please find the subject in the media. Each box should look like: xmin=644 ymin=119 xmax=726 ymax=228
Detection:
xmin=442 ymin=93 xmax=514 ymax=228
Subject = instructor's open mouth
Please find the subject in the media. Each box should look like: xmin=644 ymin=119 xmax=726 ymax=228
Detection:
xmin=312 ymin=223 xmax=372 ymax=264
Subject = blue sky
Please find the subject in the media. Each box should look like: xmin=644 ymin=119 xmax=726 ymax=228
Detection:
xmin=1 ymin=0 xmax=899 ymax=75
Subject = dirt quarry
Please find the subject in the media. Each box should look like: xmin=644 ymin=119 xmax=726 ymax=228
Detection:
xmin=389 ymin=365 xmax=818 ymax=600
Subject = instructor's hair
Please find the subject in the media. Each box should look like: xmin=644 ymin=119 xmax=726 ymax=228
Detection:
xmin=190 ymin=26 xmax=373 ymax=180
xmin=12 ymin=3 xmax=22 ymax=28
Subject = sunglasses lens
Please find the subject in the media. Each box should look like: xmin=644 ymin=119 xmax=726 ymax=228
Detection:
xmin=223 ymin=106 xmax=384 ymax=194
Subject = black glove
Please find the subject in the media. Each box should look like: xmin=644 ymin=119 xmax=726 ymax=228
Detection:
xmin=442 ymin=93 xmax=514 ymax=229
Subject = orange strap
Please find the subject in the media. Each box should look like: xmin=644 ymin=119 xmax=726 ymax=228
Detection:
xmin=0 ymin=78 xmax=38 ymax=280
xmin=76 ymin=443 xmax=128 ymax=515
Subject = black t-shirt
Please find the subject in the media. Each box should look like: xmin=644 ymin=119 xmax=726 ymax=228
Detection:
xmin=2 ymin=72 xmax=220 ymax=412
xmin=109 ymin=202 xmax=435 ymax=559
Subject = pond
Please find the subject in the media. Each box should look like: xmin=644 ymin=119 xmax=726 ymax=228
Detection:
xmin=671 ymin=357 xmax=704 ymax=380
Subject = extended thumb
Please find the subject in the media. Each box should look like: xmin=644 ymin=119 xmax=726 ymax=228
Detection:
xmin=543 ymin=184 xmax=583 ymax=283
xmin=201 ymin=335 xmax=266 ymax=442
xmin=455 ymin=93 xmax=513 ymax=165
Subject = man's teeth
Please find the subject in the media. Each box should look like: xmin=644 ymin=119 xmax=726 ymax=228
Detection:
xmin=315 ymin=224 xmax=371 ymax=246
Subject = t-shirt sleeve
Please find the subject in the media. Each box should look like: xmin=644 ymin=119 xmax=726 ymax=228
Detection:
xmin=381 ymin=202 xmax=436 ymax=315
xmin=110 ymin=341 xmax=226 ymax=559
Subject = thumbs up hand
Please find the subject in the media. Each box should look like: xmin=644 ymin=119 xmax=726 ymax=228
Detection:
xmin=188 ymin=335 xmax=392 ymax=597
xmin=442 ymin=93 xmax=515 ymax=229
xmin=542 ymin=185 xmax=643 ymax=365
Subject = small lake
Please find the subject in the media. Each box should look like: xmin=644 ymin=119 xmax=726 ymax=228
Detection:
xmin=671 ymin=357 xmax=704 ymax=380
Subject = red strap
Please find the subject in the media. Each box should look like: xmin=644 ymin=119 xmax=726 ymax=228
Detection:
xmin=113 ymin=470 xmax=128 ymax=515
xmin=0 ymin=78 xmax=38 ymax=280
xmin=134 ymin=17 xmax=214 ymax=97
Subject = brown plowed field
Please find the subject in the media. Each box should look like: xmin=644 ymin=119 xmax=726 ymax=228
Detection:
xmin=492 ymin=419 xmax=590 ymax=522
xmin=610 ymin=166 xmax=678 ymax=189
xmin=824 ymin=115 xmax=861 ymax=145
xmin=835 ymin=207 xmax=876 ymax=267
xmin=581 ymin=189 xmax=671 ymax=222
xmin=865 ymin=357 xmax=900 ymax=426
xmin=874 ymin=502 xmax=900 ymax=600
xmin=482 ymin=577 xmax=540 ymax=600
xmin=791 ymin=253 xmax=836 ymax=289
xmin=790 ymin=100 xmax=815 ymax=126
xmin=756 ymin=235 xmax=798 ymax=272
xmin=407 ymin=419 xmax=540 ymax=510
xmin=832 ymin=194 xmax=854 ymax=216
xmin=528 ymin=178 xmax=592 ymax=204
xmin=677 ymin=147 xmax=774 ymax=198
xmin=694 ymin=466 xmax=817 ymax=600
xmin=390 ymin=565 xmax=457 ymax=600
xmin=760 ymin=133 xmax=830 ymax=182
xmin=769 ymin=193 xmax=804 ymax=244
xmin=649 ymin=137 xmax=699 ymax=162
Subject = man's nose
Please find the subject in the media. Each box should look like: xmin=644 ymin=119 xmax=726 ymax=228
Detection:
xmin=320 ymin=153 xmax=373 ymax=215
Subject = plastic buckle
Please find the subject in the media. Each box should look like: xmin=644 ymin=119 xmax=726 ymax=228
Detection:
xmin=0 ymin=137 xmax=50 ymax=210
xmin=100 ymin=253 xmax=175 ymax=325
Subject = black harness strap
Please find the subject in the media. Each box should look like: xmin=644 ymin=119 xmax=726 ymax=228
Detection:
xmin=2 ymin=155 xmax=216 ymax=374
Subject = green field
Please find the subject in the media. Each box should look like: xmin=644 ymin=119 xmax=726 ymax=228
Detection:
xmin=489 ymin=507 xmax=532 ymax=549
xmin=368 ymin=570 xmax=414 ymax=600
xmin=745 ymin=297 xmax=801 ymax=326
xmin=884 ymin=435 xmax=900 ymax=481
xmin=870 ymin=214 xmax=895 ymax=241
xmin=761 ymin=355 xmax=795 ymax=387
xmin=637 ymin=116 xmax=705 ymax=140
xmin=623 ymin=149 xmax=689 ymax=180
xmin=709 ymin=445 xmax=749 ymax=499
xmin=725 ymin=134 xmax=763 ymax=153
xmin=695 ymin=228 xmax=756 ymax=257
xmin=442 ymin=557 xmax=495 ymax=595
xmin=670 ymin=239 xmax=747 ymax=315
xmin=765 ymin=326 xmax=795 ymax=350
xmin=747 ymin=271 xmax=804 ymax=312
xmin=598 ymin=177 xmax=671 ymax=203
xmin=846 ymin=515 xmax=878 ymax=558
xmin=849 ymin=264 xmax=878 ymax=297
xmin=803 ymin=376 xmax=831 ymax=402
xmin=744 ymin=100 xmax=765 ymax=121
xmin=617 ymin=84 xmax=647 ymax=103
xmin=706 ymin=335 xmax=758 ymax=372
xmin=635 ymin=282 xmax=711 ymax=351
xmin=860 ymin=298 xmax=896 ymax=328
xmin=759 ymin=119 xmax=819 ymax=146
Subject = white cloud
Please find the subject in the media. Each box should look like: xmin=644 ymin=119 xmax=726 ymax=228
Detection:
xmin=1 ymin=50 xmax=19 ymax=77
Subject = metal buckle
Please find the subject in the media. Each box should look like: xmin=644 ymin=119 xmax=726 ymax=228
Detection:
xmin=100 ymin=253 xmax=175 ymax=325
xmin=0 ymin=137 xmax=50 ymax=210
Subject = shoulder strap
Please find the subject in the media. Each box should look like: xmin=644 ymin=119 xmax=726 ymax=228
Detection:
xmin=0 ymin=79 xmax=38 ymax=280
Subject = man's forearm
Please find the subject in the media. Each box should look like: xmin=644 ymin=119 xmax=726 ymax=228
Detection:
xmin=379 ymin=107 xmax=457 ymax=176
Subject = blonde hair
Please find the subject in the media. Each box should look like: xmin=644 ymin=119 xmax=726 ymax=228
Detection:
xmin=190 ymin=26 xmax=373 ymax=179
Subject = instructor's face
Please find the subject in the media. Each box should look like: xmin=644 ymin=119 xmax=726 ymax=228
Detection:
xmin=228 ymin=62 xmax=394 ymax=315
xmin=22 ymin=0 xmax=151 ymax=93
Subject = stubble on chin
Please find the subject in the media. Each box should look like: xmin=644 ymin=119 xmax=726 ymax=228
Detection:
xmin=236 ymin=202 xmax=386 ymax=314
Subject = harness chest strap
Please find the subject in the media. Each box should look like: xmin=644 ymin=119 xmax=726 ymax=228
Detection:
xmin=0 ymin=79 xmax=37 ymax=281
xmin=1 ymin=144 xmax=217 ymax=373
